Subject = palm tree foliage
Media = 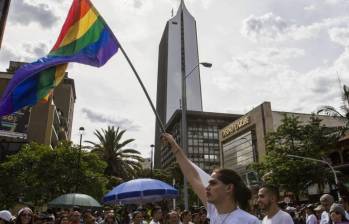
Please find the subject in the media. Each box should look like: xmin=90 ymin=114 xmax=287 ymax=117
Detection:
xmin=317 ymin=84 xmax=349 ymax=135
xmin=85 ymin=126 xmax=143 ymax=180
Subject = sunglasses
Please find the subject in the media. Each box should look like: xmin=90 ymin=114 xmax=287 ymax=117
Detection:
xmin=21 ymin=213 xmax=32 ymax=217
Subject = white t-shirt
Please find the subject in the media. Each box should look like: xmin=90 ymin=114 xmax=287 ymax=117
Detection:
xmin=149 ymin=220 xmax=160 ymax=224
xmin=306 ymin=214 xmax=317 ymax=224
xmin=262 ymin=210 xmax=294 ymax=224
xmin=320 ymin=211 xmax=329 ymax=224
xmin=346 ymin=211 xmax=349 ymax=220
xmin=207 ymin=203 xmax=260 ymax=224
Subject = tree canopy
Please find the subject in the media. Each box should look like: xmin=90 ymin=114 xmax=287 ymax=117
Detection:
xmin=317 ymin=84 xmax=349 ymax=135
xmin=0 ymin=141 xmax=107 ymax=209
xmin=86 ymin=126 xmax=143 ymax=180
xmin=250 ymin=115 xmax=339 ymax=198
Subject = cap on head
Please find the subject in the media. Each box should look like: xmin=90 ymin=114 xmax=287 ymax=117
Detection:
xmin=306 ymin=204 xmax=314 ymax=210
xmin=18 ymin=207 xmax=33 ymax=216
xmin=320 ymin=194 xmax=334 ymax=203
xmin=314 ymin=204 xmax=324 ymax=211
xmin=0 ymin=210 xmax=14 ymax=222
xmin=330 ymin=203 xmax=346 ymax=217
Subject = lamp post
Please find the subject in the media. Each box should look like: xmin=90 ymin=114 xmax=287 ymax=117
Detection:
xmin=286 ymin=154 xmax=341 ymax=199
xmin=182 ymin=62 xmax=212 ymax=209
xmin=75 ymin=126 xmax=85 ymax=192
xmin=150 ymin=144 xmax=154 ymax=178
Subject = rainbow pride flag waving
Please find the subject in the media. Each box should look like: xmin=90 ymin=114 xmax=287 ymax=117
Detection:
xmin=0 ymin=0 xmax=119 ymax=116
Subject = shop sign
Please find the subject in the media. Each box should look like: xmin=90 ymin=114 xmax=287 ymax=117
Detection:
xmin=221 ymin=116 xmax=250 ymax=139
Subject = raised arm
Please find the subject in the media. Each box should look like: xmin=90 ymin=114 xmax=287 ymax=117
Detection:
xmin=161 ymin=133 xmax=207 ymax=206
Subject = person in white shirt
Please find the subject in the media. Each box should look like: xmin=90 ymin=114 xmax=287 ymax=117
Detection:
xmin=149 ymin=207 xmax=162 ymax=224
xmin=131 ymin=211 xmax=144 ymax=224
xmin=329 ymin=203 xmax=349 ymax=224
xmin=257 ymin=185 xmax=294 ymax=224
xmin=161 ymin=133 xmax=260 ymax=224
xmin=305 ymin=204 xmax=318 ymax=224
xmin=0 ymin=210 xmax=14 ymax=224
xmin=319 ymin=194 xmax=334 ymax=224
xmin=180 ymin=210 xmax=194 ymax=224
xmin=339 ymin=197 xmax=349 ymax=220
xmin=167 ymin=211 xmax=180 ymax=224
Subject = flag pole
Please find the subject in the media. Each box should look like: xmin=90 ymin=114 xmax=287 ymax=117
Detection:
xmin=117 ymin=41 xmax=165 ymax=133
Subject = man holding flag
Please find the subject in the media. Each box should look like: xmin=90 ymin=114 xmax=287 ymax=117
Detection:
xmin=161 ymin=133 xmax=260 ymax=224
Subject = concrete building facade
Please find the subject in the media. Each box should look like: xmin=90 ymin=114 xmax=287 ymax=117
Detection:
xmin=0 ymin=61 xmax=76 ymax=160
xmin=219 ymin=102 xmax=347 ymax=185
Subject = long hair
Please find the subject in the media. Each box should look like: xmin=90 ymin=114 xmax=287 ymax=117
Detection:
xmin=214 ymin=168 xmax=252 ymax=211
xmin=16 ymin=207 xmax=33 ymax=224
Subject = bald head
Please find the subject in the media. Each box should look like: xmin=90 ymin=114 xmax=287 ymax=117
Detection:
xmin=320 ymin=194 xmax=334 ymax=211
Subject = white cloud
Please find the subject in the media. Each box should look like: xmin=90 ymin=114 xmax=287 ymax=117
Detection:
xmin=241 ymin=13 xmax=289 ymax=42
xmin=22 ymin=42 xmax=48 ymax=58
xmin=81 ymin=108 xmax=141 ymax=132
xmin=0 ymin=46 xmax=20 ymax=64
xmin=304 ymin=4 xmax=317 ymax=11
xmin=241 ymin=13 xmax=349 ymax=43
xmin=0 ymin=42 xmax=48 ymax=67
xmin=334 ymin=48 xmax=349 ymax=73
xmin=3 ymin=0 xmax=349 ymax=157
xmin=324 ymin=0 xmax=344 ymax=5
xmin=210 ymin=41 xmax=349 ymax=114
xmin=109 ymin=0 xmax=156 ymax=15
xmin=9 ymin=0 xmax=59 ymax=28
xmin=328 ymin=27 xmax=349 ymax=46
xmin=222 ymin=47 xmax=305 ymax=75
xmin=212 ymin=47 xmax=305 ymax=105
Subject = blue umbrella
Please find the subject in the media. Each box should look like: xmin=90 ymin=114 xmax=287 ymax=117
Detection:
xmin=102 ymin=178 xmax=178 ymax=205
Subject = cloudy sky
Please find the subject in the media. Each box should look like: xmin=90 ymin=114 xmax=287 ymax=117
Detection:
xmin=1 ymin=0 xmax=349 ymax=157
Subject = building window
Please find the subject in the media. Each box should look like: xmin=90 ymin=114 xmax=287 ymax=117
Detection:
xmin=222 ymin=131 xmax=254 ymax=175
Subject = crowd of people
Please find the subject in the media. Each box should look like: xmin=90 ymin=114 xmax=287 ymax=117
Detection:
xmin=0 ymin=206 xmax=212 ymax=224
xmin=1 ymin=133 xmax=349 ymax=224
xmin=1 ymin=193 xmax=349 ymax=224
xmin=254 ymin=192 xmax=349 ymax=223
xmin=160 ymin=133 xmax=349 ymax=224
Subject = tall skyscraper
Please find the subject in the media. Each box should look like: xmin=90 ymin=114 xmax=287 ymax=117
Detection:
xmin=155 ymin=0 xmax=203 ymax=168
xmin=0 ymin=0 xmax=10 ymax=48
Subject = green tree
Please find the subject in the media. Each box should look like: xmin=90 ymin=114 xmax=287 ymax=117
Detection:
xmin=136 ymin=168 xmax=172 ymax=183
xmin=86 ymin=126 xmax=143 ymax=180
xmin=250 ymin=115 xmax=338 ymax=198
xmin=0 ymin=141 xmax=108 ymax=209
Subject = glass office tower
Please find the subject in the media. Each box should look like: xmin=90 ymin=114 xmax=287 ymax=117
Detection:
xmin=155 ymin=1 xmax=203 ymax=168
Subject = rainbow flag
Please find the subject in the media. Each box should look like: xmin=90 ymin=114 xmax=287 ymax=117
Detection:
xmin=0 ymin=0 xmax=118 ymax=116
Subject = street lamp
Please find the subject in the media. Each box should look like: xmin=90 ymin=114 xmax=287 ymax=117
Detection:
xmin=286 ymin=154 xmax=341 ymax=199
xmin=182 ymin=61 xmax=212 ymax=209
xmin=75 ymin=126 xmax=85 ymax=192
xmin=150 ymin=144 xmax=154 ymax=178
